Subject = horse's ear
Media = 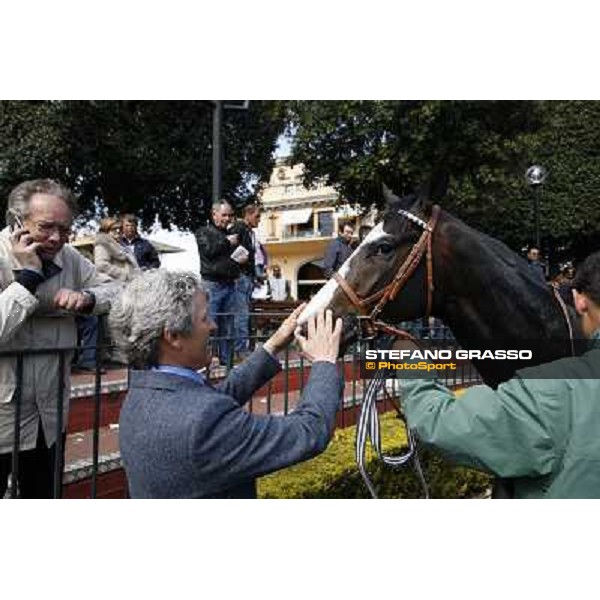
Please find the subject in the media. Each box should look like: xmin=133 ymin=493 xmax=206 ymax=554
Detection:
xmin=382 ymin=184 xmax=414 ymax=211
xmin=419 ymin=171 xmax=448 ymax=203
xmin=382 ymin=183 xmax=400 ymax=207
xmin=416 ymin=182 xmax=434 ymax=215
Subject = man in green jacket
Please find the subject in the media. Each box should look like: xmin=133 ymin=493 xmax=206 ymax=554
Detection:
xmin=400 ymin=250 xmax=600 ymax=499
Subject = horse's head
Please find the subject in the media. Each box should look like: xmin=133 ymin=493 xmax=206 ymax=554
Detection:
xmin=298 ymin=187 xmax=436 ymax=345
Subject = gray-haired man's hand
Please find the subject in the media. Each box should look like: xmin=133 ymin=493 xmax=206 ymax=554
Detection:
xmin=295 ymin=309 xmax=342 ymax=364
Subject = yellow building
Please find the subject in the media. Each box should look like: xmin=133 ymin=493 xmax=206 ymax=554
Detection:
xmin=257 ymin=161 xmax=373 ymax=300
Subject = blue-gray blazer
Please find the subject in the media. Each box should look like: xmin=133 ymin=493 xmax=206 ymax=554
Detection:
xmin=119 ymin=348 xmax=343 ymax=498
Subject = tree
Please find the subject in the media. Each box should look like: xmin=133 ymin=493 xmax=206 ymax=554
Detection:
xmin=532 ymin=101 xmax=600 ymax=264
xmin=0 ymin=101 xmax=287 ymax=230
xmin=285 ymin=101 xmax=553 ymax=250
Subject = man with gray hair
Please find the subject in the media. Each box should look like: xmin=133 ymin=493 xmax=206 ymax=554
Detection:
xmin=195 ymin=200 xmax=241 ymax=365
xmin=0 ymin=179 xmax=114 ymax=498
xmin=111 ymin=269 xmax=343 ymax=498
xmin=0 ymin=223 xmax=47 ymax=344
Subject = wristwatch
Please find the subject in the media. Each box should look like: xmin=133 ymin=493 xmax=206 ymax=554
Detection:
xmin=81 ymin=290 xmax=97 ymax=310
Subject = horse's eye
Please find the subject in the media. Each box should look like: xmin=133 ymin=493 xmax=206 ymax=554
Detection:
xmin=376 ymin=242 xmax=395 ymax=256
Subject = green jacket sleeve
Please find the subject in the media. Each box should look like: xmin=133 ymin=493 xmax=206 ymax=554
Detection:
xmin=400 ymin=376 xmax=559 ymax=478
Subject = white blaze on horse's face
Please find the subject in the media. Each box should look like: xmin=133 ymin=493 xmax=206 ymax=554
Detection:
xmin=297 ymin=223 xmax=389 ymax=325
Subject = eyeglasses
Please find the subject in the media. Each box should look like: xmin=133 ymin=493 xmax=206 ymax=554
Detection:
xmin=29 ymin=220 xmax=72 ymax=238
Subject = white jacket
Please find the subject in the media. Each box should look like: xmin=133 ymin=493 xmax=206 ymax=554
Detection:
xmin=0 ymin=282 xmax=39 ymax=345
xmin=0 ymin=228 xmax=115 ymax=453
xmin=94 ymin=233 xmax=140 ymax=282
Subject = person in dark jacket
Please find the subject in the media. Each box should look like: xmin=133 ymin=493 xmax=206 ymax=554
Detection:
xmin=526 ymin=246 xmax=546 ymax=283
xmin=398 ymin=250 xmax=600 ymax=498
xmin=120 ymin=214 xmax=160 ymax=270
xmin=323 ymin=221 xmax=355 ymax=278
xmin=231 ymin=204 xmax=259 ymax=282
xmin=110 ymin=269 xmax=343 ymax=499
xmin=195 ymin=201 xmax=241 ymax=364
xmin=230 ymin=204 xmax=261 ymax=357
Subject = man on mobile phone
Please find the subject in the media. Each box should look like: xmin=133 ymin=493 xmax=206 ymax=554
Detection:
xmin=0 ymin=179 xmax=115 ymax=498
xmin=0 ymin=224 xmax=44 ymax=344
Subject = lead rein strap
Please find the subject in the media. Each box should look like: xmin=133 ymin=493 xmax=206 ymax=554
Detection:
xmin=551 ymin=285 xmax=575 ymax=357
xmin=355 ymin=337 xmax=430 ymax=499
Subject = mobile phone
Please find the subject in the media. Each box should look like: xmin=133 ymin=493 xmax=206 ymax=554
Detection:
xmin=7 ymin=209 xmax=24 ymax=233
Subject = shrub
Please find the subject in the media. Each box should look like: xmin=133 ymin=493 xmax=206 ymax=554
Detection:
xmin=258 ymin=412 xmax=491 ymax=499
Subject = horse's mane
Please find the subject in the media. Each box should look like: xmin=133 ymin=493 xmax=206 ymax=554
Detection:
xmin=391 ymin=195 xmax=538 ymax=284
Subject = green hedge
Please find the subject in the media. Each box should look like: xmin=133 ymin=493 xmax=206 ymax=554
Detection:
xmin=258 ymin=412 xmax=491 ymax=499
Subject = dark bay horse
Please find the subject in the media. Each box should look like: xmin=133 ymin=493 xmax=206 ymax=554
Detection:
xmin=299 ymin=190 xmax=582 ymax=388
xmin=299 ymin=190 xmax=582 ymax=497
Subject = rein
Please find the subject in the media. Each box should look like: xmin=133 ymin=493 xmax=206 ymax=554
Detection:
xmin=355 ymin=336 xmax=429 ymax=499
xmin=340 ymin=205 xmax=441 ymax=498
xmin=551 ymin=285 xmax=576 ymax=356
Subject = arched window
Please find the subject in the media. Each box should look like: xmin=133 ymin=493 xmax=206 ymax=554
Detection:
xmin=297 ymin=259 xmax=326 ymax=301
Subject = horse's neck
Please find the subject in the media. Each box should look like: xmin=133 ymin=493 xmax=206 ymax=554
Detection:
xmin=433 ymin=214 xmax=567 ymax=349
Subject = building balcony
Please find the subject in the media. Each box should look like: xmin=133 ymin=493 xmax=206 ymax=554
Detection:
xmin=280 ymin=229 xmax=334 ymax=241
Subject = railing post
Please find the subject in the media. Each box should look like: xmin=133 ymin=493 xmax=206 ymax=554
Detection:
xmin=338 ymin=352 xmax=345 ymax=428
xmin=91 ymin=317 xmax=104 ymax=499
xmin=283 ymin=344 xmax=289 ymax=415
xmin=53 ymin=351 xmax=66 ymax=499
xmin=299 ymin=353 xmax=305 ymax=396
xmin=351 ymin=340 xmax=358 ymax=409
xmin=9 ymin=354 xmax=24 ymax=499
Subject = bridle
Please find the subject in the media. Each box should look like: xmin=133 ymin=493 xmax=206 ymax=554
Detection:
xmin=340 ymin=203 xmax=441 ymax=499
xmin=333 ymin=202 xmax=575 ymax=354
xmin=333 ymin=204 xmax=441 ymax=340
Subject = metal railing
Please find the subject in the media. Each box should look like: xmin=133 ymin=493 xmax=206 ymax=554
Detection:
xmin=0 ymin=316 xmax=122 ymax=500
xmin=0 ymin=312 xmax=481 ymax=499
xmin=1 ymin=346 xmax=108 ymax=499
